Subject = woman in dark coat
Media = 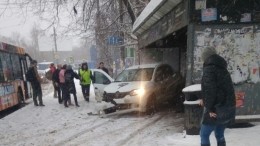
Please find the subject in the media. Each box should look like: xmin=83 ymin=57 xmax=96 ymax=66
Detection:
xmin=200 ymin=47 xmax=236 ymax=146
xmin=64 ymin=65 xmax=80 ymax=107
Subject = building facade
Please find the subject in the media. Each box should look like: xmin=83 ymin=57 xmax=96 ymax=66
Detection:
xmin=133 ymin=0 xmax=260 ymax=119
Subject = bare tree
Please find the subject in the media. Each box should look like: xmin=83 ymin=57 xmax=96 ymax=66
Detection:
xmin=30 ymin=23 xmax=41 ymax=59
xmin=1 ymin=0 xmax=149 ymax=73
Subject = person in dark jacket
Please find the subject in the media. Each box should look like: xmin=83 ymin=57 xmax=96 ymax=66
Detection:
xmin=98 ymin=62 xmax=109 ymax=75
xmin=27 ymin=60 xmax=45 ymax=106
xmin=200 ymin=47 xmax=236 ymax=146
xmin=64 ymin=65 xmax=80 ymax=107
xmin=52 ymin=64 xmax=62 ymax=103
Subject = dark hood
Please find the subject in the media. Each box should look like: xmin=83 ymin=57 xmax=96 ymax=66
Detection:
xmin=81 ymin=62 xmax=89 ymax=70
xmin=204 ymin=54 xmax=227 ymax=69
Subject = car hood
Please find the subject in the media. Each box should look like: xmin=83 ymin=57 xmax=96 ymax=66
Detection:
xmin=104 ymin=81 xmax=150 ymax=93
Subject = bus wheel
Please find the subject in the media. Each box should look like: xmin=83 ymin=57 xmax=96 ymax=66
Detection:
xmin=17 ymin=87 xmax=24 ymax=105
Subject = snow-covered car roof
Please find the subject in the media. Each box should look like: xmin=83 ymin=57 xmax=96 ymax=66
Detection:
xmin=126 ymin=63 xmax=159 ymax=70
xmin=38 ymin=62 xmax=53 ymax=64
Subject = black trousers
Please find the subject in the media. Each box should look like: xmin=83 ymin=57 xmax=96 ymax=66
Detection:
xmin=31 ymin=82 xmax=43 ymax=105
xmin=59 ymin=83 xmax=66 ymax=103
xmin=81 ymin=84 xmax=90 ymax=101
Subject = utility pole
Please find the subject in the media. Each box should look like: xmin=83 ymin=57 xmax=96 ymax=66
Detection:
xmin=119 ymin=0 xmax=125 ymax=68
xmin=95 ymin=0 xmax=100 ymax=60
xmin=53 ymin=26 xmax=58 ymax=64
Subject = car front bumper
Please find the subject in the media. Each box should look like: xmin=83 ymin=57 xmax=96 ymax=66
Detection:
xmin=104 ymin=93 xmax=147 ymax=112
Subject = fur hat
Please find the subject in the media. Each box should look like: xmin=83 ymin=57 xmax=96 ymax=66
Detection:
xmin=201 ymin=46 xmax=216 ymax=62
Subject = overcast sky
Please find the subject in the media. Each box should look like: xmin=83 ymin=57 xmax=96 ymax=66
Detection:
xmin=0 ymin=3 xmax=82 ymax=51
xmin=0 ymin=8 xmax=37 ymax=40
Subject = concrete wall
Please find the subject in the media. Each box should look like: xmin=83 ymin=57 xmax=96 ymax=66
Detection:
xmin=191 ymin=24 xmax=260 ymax=115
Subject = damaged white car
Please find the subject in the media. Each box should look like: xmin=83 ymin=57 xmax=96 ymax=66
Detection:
xmin=92 ymin=63 xmax=185 ymax=115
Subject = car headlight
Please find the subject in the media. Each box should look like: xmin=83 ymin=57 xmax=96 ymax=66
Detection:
xmin=130 ymin=88 xmax=145 ymax=97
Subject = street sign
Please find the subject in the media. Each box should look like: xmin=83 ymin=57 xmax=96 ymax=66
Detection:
xmin=107 ymin=36 xmax=124 ymax=45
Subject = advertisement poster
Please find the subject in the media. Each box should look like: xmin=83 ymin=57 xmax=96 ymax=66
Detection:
xmin=201 ymin=8 xmax=217 ymax=22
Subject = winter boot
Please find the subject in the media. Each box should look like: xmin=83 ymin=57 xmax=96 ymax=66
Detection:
xmin=85 ymin=96 xmax=89 ymax=102
xmin=33 ymin=97 xmax=38 ymax=106
xmin=64 ymin=100 xmax=68 ymax=108
xmin=217 ymin=141 xmax=226 ymax=146
xmin=201 ymin=144 xmax=210 ymax=146
xmin=74 ymin=97 xmax=79 ymax=107
xmin=39 ymin=103 xmax=45 ymax=106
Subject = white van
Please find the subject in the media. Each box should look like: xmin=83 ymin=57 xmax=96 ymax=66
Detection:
xmin=37 ymin=62 xmax=53 ymax=83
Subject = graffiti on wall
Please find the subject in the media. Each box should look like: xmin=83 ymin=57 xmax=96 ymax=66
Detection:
xmin=194 ymin=25 xmax=260 ymax=84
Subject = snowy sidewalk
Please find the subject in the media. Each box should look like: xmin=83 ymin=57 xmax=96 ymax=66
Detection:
xmin=0 ymin=80 xmax=259 ymax=146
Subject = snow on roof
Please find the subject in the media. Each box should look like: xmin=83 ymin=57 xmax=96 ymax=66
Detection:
xmin=133 ymin=0 xmax=163 ymax=32
xmin=182 ymin=84 xmax=201 ymax=92
xmin=132 ymin=0 xmax=182 ymax=36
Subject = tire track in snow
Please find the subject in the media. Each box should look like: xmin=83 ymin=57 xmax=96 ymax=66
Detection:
xmin=67 ymin=115 xmax=159 ymax=145
xmin=68 ymin=113 xmax=167 ymax=145
xmin=114 ymin=113 xmax=165 ymax=146
xmin=54 ymin=117 xmax=115 ymax=146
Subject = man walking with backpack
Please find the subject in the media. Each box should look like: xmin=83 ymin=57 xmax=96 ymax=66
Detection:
xmin=26 ymin=60 xmax=45 ymax=106
xmin=64 ymin=65 xmax=80 ymax=107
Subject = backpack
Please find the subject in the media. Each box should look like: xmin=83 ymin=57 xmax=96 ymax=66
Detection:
xmin=26 ymin=68 xmax=35 ymax=82
xmin=64 ymin=71 xmax=73 ymax=83
xmin=45 ymin=70 xmax=53 ymax=80
xmin=52 ymin=69 xmax=60 ymax=83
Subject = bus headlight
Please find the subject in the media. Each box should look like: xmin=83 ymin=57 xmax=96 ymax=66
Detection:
xmin=130 ymin=88 xmax=145 ymax=97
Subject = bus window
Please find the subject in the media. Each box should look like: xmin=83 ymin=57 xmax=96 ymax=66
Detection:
xmin=0 ymin=53 xmax=4 ymax=82
xmin=0 ymin=52 xmax=14 ymax=81
xmin=11 ymin=54 xmax=23 ymax=80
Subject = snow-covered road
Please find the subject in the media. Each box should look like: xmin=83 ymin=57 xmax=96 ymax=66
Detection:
xmin=0 ymin=80 xmax=260 ymax=146
xmin=0 ymin=81 xmax=184 ymax=146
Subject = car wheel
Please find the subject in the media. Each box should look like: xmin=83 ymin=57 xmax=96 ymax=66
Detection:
xmin=146 ymin=94 xmax=157 ymax=115
xmin=175 ymin=93 xmax=185 ymax=113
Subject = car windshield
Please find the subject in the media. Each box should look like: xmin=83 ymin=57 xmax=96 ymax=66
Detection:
xmin=115 ymin=68 xmax=154 ymax=82
xmin=38 ymin=64 xmax=50 ymax=70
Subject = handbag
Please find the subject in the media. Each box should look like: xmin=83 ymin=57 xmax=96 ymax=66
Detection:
xmin=215 ymin=106 xmax=236 ymax=124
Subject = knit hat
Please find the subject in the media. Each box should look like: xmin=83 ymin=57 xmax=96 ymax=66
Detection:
xmin=30 ymin=60 xmax=37 ymax=65
xmin=201 ymin=46 xmax=216 ymax=62
xmin=67 ymin=65 xmax=72 ymax=70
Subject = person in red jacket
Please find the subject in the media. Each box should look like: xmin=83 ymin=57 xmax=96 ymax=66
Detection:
xmin=49 ymin=63 xmax=57 ymax=98
xmin=52 ymin=64 xmax=62 ymax=103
